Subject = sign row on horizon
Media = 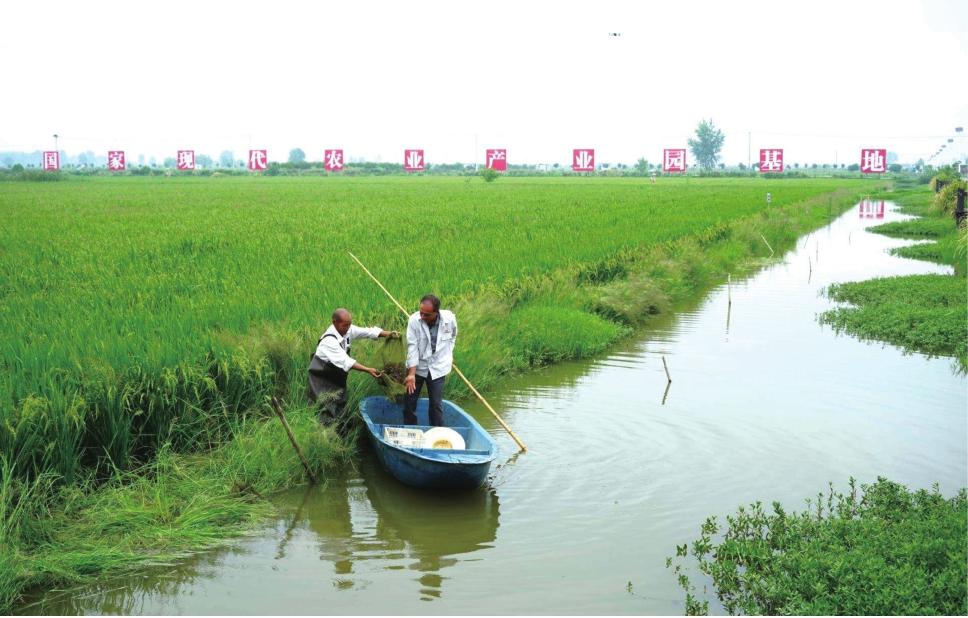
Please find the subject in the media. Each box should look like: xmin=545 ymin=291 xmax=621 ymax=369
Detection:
xmin=39 ymin=148 xmax=893 ymax=174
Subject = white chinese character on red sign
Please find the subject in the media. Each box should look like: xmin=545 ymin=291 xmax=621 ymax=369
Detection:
xmin=759 ymin=149 xmax=784 ymax=173
xmin=573 ymin=149 xmax=595 ymax=172
xmin=108 ymin=151 xmax=126 ymax=171
xmin=860 ymin=149 xmax=886 ymax=174
xmin=324 ymin=149 xmax=344 ymax=171
xmin=404 ymin=149 xmax=425 ymax=172
xmin=663 ymin=149 xmax=686 ymax=172
xmin=249 ymin=150 xmax=268 ymax=171
xmin=486 ymin=149 xmax=507 ymax=171
xmin=43 ymin=151 xmax=59 ymax=171
xmin=177 ymin=150 xmax=195 ymax=170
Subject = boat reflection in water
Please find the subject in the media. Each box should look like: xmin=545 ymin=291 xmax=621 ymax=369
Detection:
xmin=283 ymin=453 xmax=501 ymax=602
xmin=19 ymin=453 xmax=500 ymax=614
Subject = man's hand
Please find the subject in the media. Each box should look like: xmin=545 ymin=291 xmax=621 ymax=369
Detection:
xmin=367 ymin=367 xmax=382 ymax=379
xmin=404 ymin=374 xmax=416 ymax=395
xmin=388 ymin=330 xmax=400 ymax=340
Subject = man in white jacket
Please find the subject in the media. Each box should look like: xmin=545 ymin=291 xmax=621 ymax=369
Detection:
xmin=404 ymin=294 xmax=457 ymax=426
xmin=308 ymin=308 xmax=398 ymax=426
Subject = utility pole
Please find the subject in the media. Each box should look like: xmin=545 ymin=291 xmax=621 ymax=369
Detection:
xmin=747 ymin=131 xmax=751 ymax=171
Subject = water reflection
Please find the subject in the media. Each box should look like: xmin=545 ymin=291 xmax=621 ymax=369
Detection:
xmin=267 ymin=454 xmax=500 ymax=602
xmin=858 ymin=199 xmax=885 ymax=219
xmin=19 ymin=454 xmax=500 ymax=613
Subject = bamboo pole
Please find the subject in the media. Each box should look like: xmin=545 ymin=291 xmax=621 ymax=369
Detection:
xmin=662 ymin=356 xmax=672 ymax=383
xmin=348 ymin=252 xmax=527 ymax=452
xmin=759 ymin=233 xmax=775 ymax=257
xmin=271 ymin=397 xmax=318 ymax=484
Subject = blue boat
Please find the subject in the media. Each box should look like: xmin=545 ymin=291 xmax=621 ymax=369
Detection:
xmin=359 ymin=396 xmax=497 ymax=490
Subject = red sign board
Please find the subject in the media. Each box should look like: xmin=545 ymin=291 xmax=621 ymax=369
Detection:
xmin=177 ymin=150 xmax=195 ymax=170
xmin=404 ymin=149 xmax=425 ymax=172
xmin=42 ymin=151 xmax=59 ymax=170
xmin=573 ymin=149 xmax=595 ymax=172
xmin=486 ymin=149 xmax=507 ymax=171
xmin=759 ymin=148 xmax=784 ymax=173
xmin=108 ymin=151 xmax=126 ymax=171
xmin=248 ymin=149 xmax=268 ymax=171
xmin=663 ymin=149 xmax=686 ymax=172
xmin=860 ymin=149 xmax=886 ymax=174
xmin=324 ymin=149 xmax=344 ymax=171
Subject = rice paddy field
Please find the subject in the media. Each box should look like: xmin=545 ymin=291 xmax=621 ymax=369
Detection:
xmin=0 ymin=175 xmax=884 ymax=484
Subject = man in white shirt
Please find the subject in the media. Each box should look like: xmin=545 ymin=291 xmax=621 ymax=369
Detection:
xmin=404 ymin=294 xmax=458 ymax=426
xmin=308 ymin=308 xmax=398 ymax=426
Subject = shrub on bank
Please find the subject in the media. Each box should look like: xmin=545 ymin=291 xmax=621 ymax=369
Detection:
xmin=933 ymin=180 xmax=967 ymax=216
xmin=668 ymin=478 xmax=967 ymax=615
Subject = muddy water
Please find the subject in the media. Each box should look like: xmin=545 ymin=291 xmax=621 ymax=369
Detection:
xmin=22 ymin=201 xmax=966 ymax=615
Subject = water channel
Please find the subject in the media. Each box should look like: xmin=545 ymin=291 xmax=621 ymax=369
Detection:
xmin=21 ymin=200 xmax=966 ymax=614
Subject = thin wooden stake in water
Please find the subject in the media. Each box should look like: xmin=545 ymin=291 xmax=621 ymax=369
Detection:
xmin=271 ymin=397 xmax=318 ymax=484
xmin=347 ymin=252 xmax=527 ymax=453
xmin=727 ymin=273 xmax=732 ymax=306
xmin=662 ymin=356 xmax=672 ymax=383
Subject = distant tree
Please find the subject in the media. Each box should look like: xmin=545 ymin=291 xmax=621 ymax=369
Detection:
xmin=847 ymin=163 xmax=860 ymax=171
xmin=888 ymin=163 xmax=902 ymax=173
xmin=196 ymin=154 xmax=213 ymax=168
xmin=687 ymin=118 xmax=725 ymax=170
xmin=219 ymin=150 xmax=234 ymax=167
xmin=289 ymin=148 xmax=306 ymax=164
xmin=811 ymin=163 xmax=818 ymax=169
xmin=635 ymin=157 xmax=649 ymax=175
xmin=738 ymin=162 xmax=747 ymax=170
xmin=163 ymin=157 xmax=176 ymax=168
xmin=481 ymin=167 xmax=499 ymax=182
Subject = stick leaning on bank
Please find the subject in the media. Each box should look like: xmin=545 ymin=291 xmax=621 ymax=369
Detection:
xmin=348 ymin=251 xmax=527 ymax=453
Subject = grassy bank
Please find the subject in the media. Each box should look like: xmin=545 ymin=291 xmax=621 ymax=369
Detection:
xmin=820 ymin=184 xmax=967 ymax=370
xmin=0 ymin=404 xmax=348 ymax=610
xmin=667 ymin=478 xmax=967 ymax=615
xmin=0 ymin=176 xmax=881 ymax=609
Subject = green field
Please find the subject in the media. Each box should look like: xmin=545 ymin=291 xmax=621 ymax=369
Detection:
xmin=0 ymin=175 xmax=882 ymax=481
xmin=0 ymin=174 xmax=888 ymax=608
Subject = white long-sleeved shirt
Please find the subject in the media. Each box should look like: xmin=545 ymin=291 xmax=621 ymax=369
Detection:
xmin=314 ymin=323 xmax=383 ymax=372
xmin=406 ymin=310 xmax=457 ymax=379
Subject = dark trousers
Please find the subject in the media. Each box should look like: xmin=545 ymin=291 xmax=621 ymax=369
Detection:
xmin=404 ymin=374 xmax=446 ymax=426
xmin=308 ymin=374 xmax=350 ymax=435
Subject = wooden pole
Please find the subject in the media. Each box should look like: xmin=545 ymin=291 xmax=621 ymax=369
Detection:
xmin=271 ymin=396 xmax=318 ymax=484
xmin=662 ymin=356 xmax=672 ymax=383
xmin=348 ymin=252 xmax=527 ymax=452
xmin=759 ymin=233 xmax=775 ymax=257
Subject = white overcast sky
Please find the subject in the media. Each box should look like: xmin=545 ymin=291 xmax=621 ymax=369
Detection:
xmin=2 ymin=0 xmax=966 ymax=165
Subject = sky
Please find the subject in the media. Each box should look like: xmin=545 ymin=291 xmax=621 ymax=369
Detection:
xmin=2 ymin=0 xmax=967 ymax=167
